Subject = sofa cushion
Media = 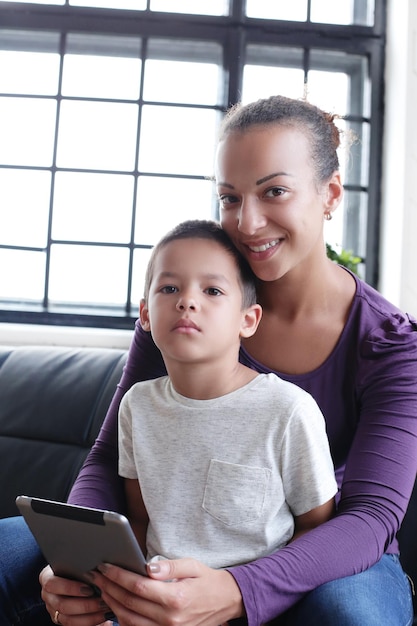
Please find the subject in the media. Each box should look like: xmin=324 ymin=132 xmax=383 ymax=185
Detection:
xmin=0 ymin=345 xmax=127 ymax=518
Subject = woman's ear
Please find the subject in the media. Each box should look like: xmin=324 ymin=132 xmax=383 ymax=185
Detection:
xmin=240 ymin=304 xmax=262 ymax=339
xmin=323 ymin=171 xmax=343 ymax=217
xmin=139 ymin=299 xmax=151 ymax=332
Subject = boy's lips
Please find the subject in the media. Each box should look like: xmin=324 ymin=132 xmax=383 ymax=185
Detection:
xmin=172 ymin=319 xmax=200 ymax=332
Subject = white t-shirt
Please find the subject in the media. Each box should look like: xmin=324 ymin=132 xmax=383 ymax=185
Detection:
xmin=119 ymin=373 xmax=337 ymax=569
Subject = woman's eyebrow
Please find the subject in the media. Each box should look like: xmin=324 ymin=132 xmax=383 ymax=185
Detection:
xmin=256 ymin=172 xmax=293 ymax=185
xmin=216 ymin=171 xmax=294 ymax=189
xmin=216 ymin=180 xmax=234 ymax=189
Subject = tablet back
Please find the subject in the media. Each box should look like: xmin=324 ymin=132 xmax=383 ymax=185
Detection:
xmin=16 ymin=495 xmax=148 ymax=581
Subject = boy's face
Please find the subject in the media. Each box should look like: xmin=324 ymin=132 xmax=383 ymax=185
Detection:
xmin=140 ymin=238 xmax=259 ymax=366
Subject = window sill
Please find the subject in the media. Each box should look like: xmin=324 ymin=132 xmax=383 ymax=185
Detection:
xmin=0 ymin=322 xmax=133 ymax=350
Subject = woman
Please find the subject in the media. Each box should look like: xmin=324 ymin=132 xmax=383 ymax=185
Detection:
xmin=4 ymin=95 xmax=417 ymax=625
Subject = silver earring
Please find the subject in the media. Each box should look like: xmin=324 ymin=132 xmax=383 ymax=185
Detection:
xmin=325 ymin=212 xmax=333 ymax=221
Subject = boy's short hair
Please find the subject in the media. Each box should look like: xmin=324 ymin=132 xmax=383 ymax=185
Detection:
xmin=143 ymin=220 xmax=258 ymax=309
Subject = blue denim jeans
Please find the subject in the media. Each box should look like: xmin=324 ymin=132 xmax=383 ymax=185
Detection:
xmin=0 ymin=516 xmax=49 ymax=625
xmin=0 ymin=516 xmax=414 ymax=626
xmin=281 ymin=554 xmax=414 ymax=626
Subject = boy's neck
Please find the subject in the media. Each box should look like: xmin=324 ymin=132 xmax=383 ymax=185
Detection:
xmin=164 ymin=359 xmax=258 ymax=400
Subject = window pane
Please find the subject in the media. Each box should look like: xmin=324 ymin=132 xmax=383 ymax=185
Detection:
xmin=70 ymin=0 xmax=146 ymax=8
xmin=324 ymin=198 xmax=344 ymax=253
xmin=52 ymin=172 xmax=134 ymax=243
xmin=56 ymin=100 xmax=138 ymax=170
xmin=246 ymin=0 xmax=307 ymax=21
xmin=242 ymin=66 xmax=305 ymax=103
xmin=341 ymin=190 xmax=368 ymax=257
xmin=0 ymin=0 xmax=64 ymax=4
xmin=138 ymin=105 xmax=218 ymax=176
xmin=62 ymin=54 xmax=141 ymax=100
xmin=246 ymin=0 xmax=375 ymax=25
xmin=310 ymin=0 xmax=352 ymax=24
xmin=0 ymin=169 xmax=51 ymax=247
xmin=345 ymin=121 xmax=370 ymax=187
xmin=325 ymin=117 xmax=350 ymax=189
xmin=309 ymin=49 xmax=370 ymax=116
xmin=325 ymin=191 xmax=366 ymax=279
xmin=0 ymin=51 xmax=60 ymax=95
xmin=311 ymin=0 xmax=375 ymax=26
xmin=150 ymin=0 xmax=228 ymax=16
xmin=0 ymin=97 xmax=57 ymax=166
xmin=49 ymin=245 xmax=129 ymax=305
xmin=135 ymin=176 xmax=215 ymax=245
xmin=144 ymin=59 xmax=221 ymax=105
xmin=242 ymin=45 xmax=305 ymax=103
xmin=307 ymin=70 xmax=349 ymax=116
xmin=0 ymin=249 xmax=46 ymax=300
xmin=131 ymin=247 xmax=153 ymax=309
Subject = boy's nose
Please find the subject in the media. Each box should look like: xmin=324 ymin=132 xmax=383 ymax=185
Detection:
xmin=176 ymin=297 xmax=197 ymax=311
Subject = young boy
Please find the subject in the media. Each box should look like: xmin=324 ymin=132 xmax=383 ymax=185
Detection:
xmin=118 ymin=220 xmax=337 ymax=568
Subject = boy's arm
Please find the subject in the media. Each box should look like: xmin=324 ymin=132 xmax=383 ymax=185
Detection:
xmin=291 ymin=497 xmax=335 ymax=542
xmin=124 ymin=477 xmax=149 ymax=555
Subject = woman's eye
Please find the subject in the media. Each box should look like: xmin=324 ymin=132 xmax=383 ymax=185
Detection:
xmin=218 ymin=193 xmax=239 ymax=207
xmin=265 ymin=186 xmax=285 ymax=198
xmin=160 ymin=285 xmax=177 ymax=294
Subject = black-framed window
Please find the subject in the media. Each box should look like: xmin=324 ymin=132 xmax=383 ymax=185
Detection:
xmin=0 ymin=0 xmax=385 ymax=329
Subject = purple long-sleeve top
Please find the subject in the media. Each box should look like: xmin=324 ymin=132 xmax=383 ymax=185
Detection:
xmin=69 ymin=272 xmax=417 ymax=626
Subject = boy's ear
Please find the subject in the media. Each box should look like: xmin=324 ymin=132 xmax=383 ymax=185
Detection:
xmin=139 ymin=299 xmax=151 ymax=332
xmin=240 ymin=304 xmax=262 ymax=339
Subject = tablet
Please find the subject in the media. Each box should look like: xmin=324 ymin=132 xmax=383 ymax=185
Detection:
xmin=16 ymin=495 xmax=148 ymax=582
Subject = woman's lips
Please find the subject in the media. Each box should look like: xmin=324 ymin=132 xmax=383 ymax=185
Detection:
xmin=247 ymin=238 xmax=281 ymax=253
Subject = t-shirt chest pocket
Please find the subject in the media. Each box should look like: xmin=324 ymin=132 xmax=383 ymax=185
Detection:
xmin=202 ymin=459 xmax=271 ymax=526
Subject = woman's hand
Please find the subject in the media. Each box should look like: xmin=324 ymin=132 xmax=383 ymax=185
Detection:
xmin=89 ymin=558 xmax=244 ymax=626
xmin=39 ymin=565 xmax=113 ymax=625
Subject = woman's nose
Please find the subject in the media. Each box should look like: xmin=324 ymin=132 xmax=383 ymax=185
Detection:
xmin=238 ymin=198 xmax=267 ymax=235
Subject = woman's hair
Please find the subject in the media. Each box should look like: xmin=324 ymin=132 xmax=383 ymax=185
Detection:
xmin=219 ymin=94 xmax=342 ymax=184
xmin=143 ymin=219 xmax=258 ymax=308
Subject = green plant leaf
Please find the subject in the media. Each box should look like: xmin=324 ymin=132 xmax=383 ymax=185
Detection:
xmin=326 ymin=243 xmax=361 ymax=275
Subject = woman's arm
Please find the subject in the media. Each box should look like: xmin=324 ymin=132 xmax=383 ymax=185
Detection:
xmin=68 ymin=321 xmax=166 ymax=511
xmin=228 ymin=315 xmax=417 ymax=625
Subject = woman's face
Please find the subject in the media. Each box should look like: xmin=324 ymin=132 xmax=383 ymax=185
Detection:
xmin=215 ymin=124 xmax=342 ymax=282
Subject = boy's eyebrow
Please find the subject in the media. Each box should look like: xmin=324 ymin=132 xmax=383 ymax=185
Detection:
xmin=156 ymin=270 xmax=231 ymax=284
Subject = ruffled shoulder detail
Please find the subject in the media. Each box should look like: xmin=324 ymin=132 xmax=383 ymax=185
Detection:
xmin=355 ymin=276 xmax=417 ymax=357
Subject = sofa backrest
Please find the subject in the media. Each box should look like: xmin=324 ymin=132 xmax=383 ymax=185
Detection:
xmin=0 ymin=345 xmax=127 ymax=519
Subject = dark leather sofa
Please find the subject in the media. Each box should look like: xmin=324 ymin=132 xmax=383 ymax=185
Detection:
xmin=0 ymin=344 xmax=127 ymax=519
xmin=0 ymin=344 xmax=415 ymax=620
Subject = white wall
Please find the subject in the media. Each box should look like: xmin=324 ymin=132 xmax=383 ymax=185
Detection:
xmin=380 ymin=0 xmax=417 ymax=317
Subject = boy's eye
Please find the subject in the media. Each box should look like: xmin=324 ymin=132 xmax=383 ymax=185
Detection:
xmin=205 ymin=287 xmax=222 ymax=296
xmin=160 ymin=285 xmax=178 ymax=294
